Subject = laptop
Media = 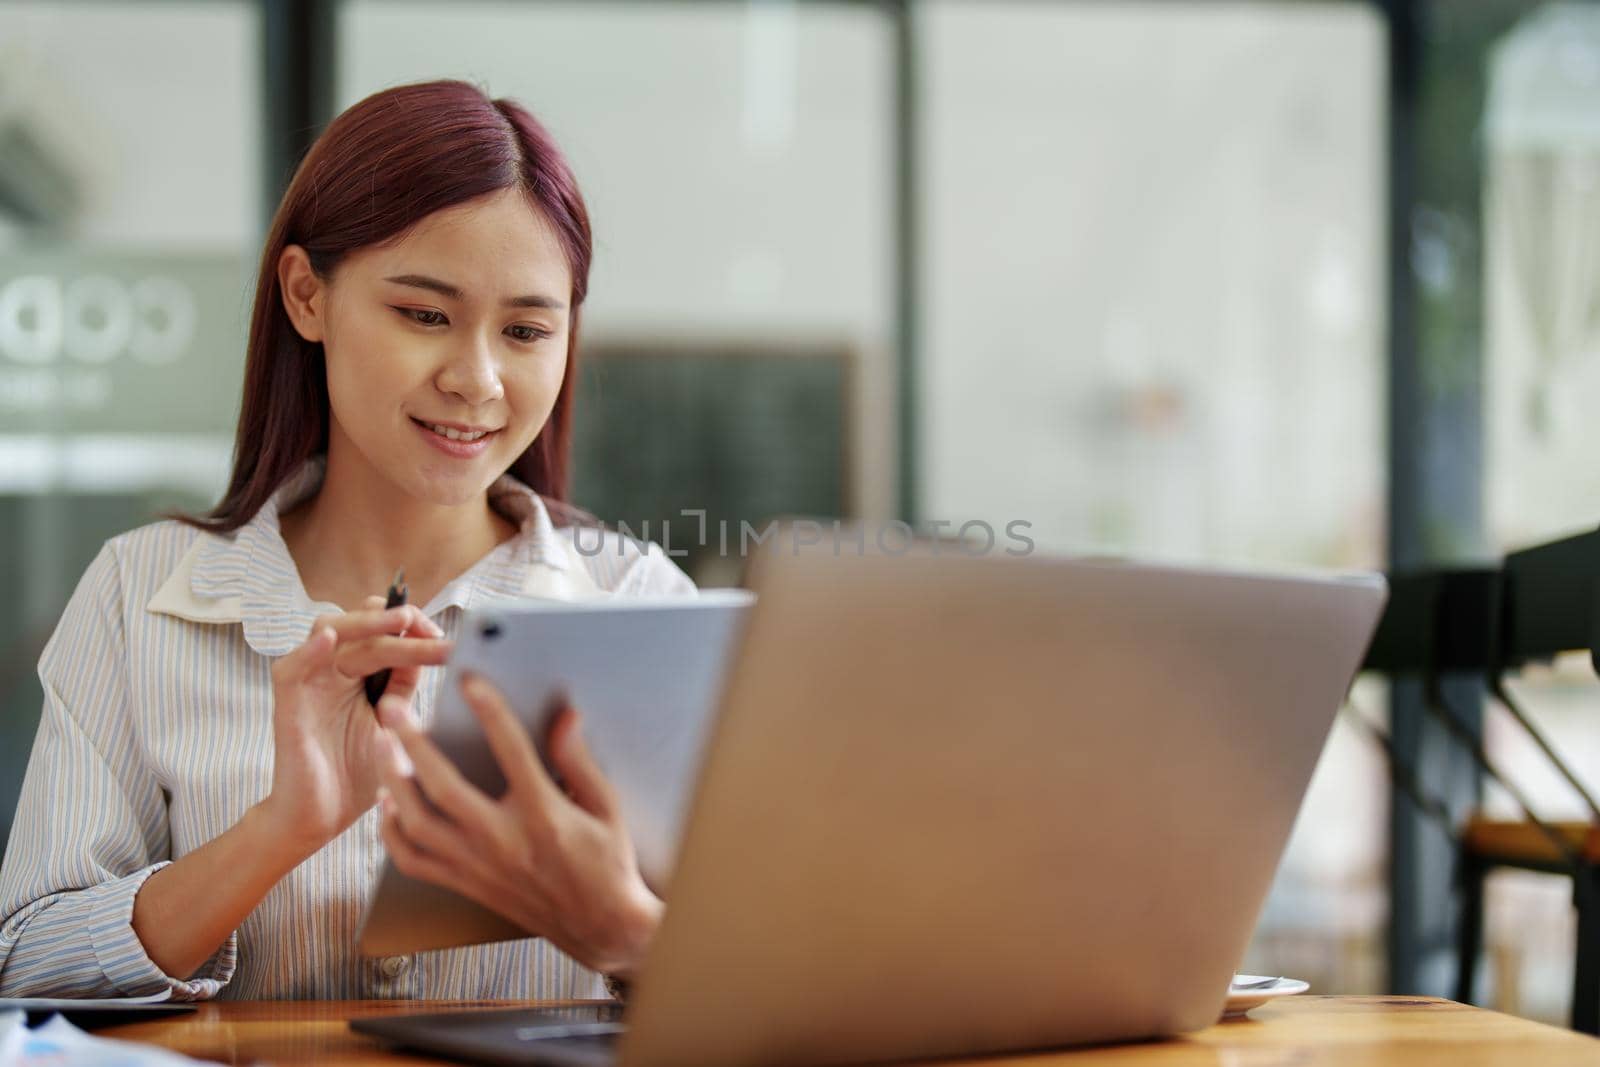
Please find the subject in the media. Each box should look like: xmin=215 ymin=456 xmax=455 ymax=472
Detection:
xmin=354 ymin=544 xmax=1386 ymax=1066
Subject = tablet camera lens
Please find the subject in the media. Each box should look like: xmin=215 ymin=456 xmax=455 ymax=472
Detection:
xmin=481 ymin=622 xmax=503 ymax=640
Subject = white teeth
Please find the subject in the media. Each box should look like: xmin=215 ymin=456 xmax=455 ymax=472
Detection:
xmin=423 ymin=421 xmax=488 ymax=442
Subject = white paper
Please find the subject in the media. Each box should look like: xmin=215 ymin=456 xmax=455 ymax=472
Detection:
xmin=0 ymin=1012 xmax=22 ymax=1065
xmin=1 ymin=1010 xmax=210 ymax=1066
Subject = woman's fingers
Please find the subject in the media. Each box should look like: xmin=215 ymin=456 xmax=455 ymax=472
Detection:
xmin=334 ymin=635 xmax=453 ymax=678
xmin=375 ymin=602 xmax=443 ymax=639
xmin=379 ymin=726 xmax=414 ymax=779
xmin=378 ymin=695 xmax=498 ymax=827
xmin=548 ymin=708 xmax=620 ymax=821
xmin=377 ymin=797 xmax=549 ymax=938
xmin=316 ymin=604 xmax=432 ymax=643
xmin=378 ymin=773 xmax=478 ymax=864
xmin=461 ymin=674 xmax=559 ymax=805
xmin=378 ymin=793 xmax=467 ymax=889
xmin=380 ymin=664 xmax=422 ymax=708
xmin=284 ymin=605 xmax=448 ymax=685
xmin=271 ymin=626 xmax=338 ymax=688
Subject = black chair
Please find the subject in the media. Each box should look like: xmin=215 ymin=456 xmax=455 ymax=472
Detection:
xmin=1362 ymin=535 xmax=1600 ymax=1033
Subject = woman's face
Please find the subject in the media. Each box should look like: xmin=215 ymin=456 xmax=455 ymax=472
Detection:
xmin=280 ymin=187 xmax=574 ymax=507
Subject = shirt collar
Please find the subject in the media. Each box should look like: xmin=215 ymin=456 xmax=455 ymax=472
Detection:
xmin=149 ymin=457 xmax=595 ymax=657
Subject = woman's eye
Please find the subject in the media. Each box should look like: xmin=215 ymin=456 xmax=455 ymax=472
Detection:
xmin=506 ymin=324 xmax=551 ymax=343
xmin=397 ymin=307 xmax=447 ymax=327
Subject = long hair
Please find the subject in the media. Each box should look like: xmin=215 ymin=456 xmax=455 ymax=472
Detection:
xmin=186 ymin=80 xmax=592 ymax=532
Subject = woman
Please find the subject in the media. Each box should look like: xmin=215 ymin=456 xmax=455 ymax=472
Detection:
xmin=0 ymin=80 xmax=684 ymax=1001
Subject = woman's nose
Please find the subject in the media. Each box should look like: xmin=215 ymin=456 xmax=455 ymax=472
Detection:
xmin=435 ymin=333 xmax=504 ymax=405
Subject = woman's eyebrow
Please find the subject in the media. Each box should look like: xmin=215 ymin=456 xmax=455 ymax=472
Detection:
xmin=383 ymin=273 xmax=567 ymax=310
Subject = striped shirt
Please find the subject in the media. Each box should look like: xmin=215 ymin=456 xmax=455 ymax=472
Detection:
xmin=0 ymin=460 xmax=694 ymax=1000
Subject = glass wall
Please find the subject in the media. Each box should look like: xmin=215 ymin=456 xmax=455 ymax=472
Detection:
xmin=0 ymin=1 xmax=261 ymax=850
xmin=1477 ymin=0 xmax=1600 ymax=1026
xmin=918 ymin=0 xmax=1389 ymax=997
xmin=339 ymin=1 xmax=897 ymax=587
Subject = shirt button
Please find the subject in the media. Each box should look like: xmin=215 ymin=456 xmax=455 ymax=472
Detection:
xmin=381 ymin=956 xmax=410 ymax=978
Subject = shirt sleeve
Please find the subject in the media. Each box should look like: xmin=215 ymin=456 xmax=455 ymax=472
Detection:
xmin=0 ymin=543 xmax=236 ymax=1000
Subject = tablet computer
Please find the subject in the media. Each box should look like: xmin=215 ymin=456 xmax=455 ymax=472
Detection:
xmin=356 ymin=589 xmax=753 ymax=957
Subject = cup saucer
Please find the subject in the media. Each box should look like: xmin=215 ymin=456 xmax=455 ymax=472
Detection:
xmin=1222 ymin=975 xmax=1310 ymax=1019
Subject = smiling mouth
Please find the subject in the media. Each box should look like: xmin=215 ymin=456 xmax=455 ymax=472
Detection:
xmin=412 ymin=418 xmax=497 ymax=442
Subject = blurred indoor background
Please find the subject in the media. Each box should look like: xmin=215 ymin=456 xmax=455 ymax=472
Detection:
xmin=2 ymin=0 xmax=1598 ymax=1028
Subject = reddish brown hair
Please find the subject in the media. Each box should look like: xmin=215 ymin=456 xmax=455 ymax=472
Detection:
xmin=187 ymin=80 xmax=592 ymax=532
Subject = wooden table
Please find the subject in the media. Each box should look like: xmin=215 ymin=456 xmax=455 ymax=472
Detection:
xmin=96 ymin=995 xmax=1600 ymax=1065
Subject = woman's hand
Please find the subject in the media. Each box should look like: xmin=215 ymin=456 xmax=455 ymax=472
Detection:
xmin=376 ymin=676 xmax=664 ymax=978
xmin=259 ymin=598 xmax=452 ymax=855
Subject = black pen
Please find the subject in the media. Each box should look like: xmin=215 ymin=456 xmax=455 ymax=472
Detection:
xmin=364 ymin=567 xmax=408 ymax=708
